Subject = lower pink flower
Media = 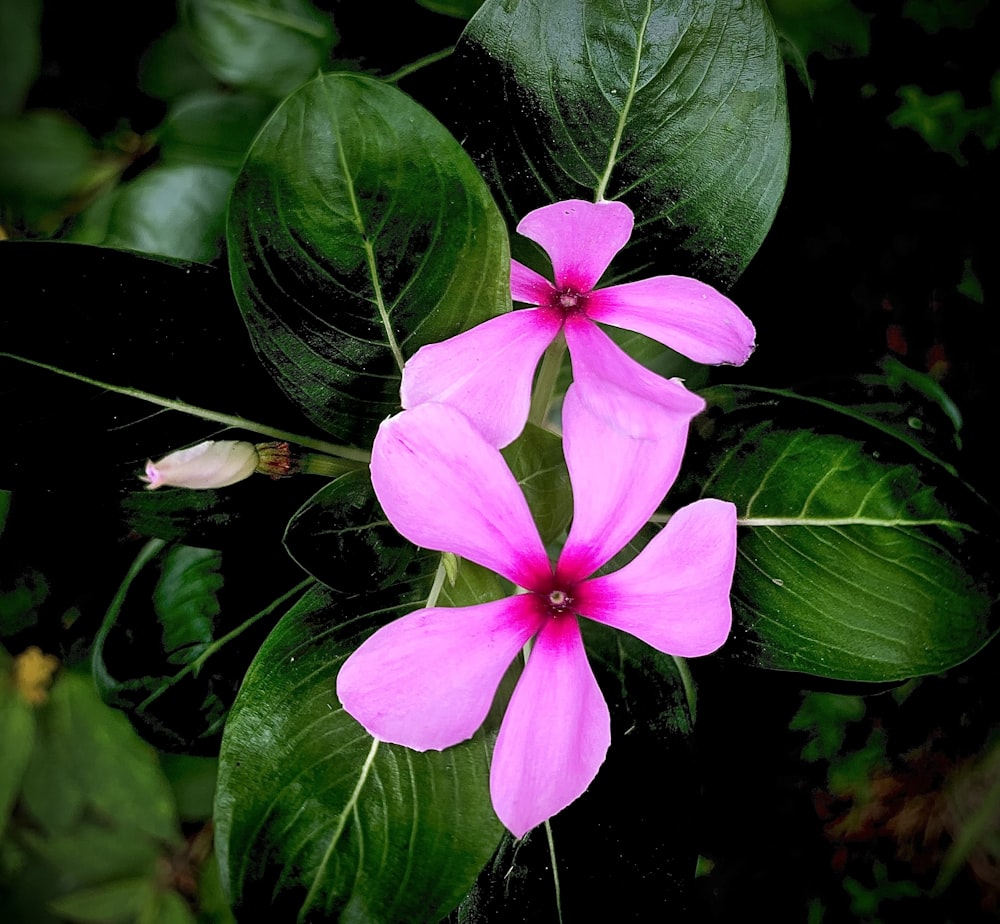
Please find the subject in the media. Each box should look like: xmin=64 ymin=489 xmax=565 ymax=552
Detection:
xmin=336 ymin=397 xmax=736 ymax=837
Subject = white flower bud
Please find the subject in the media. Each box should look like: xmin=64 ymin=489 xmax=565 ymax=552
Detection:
xmin=142 ymin=440 xmax=260 ymax=490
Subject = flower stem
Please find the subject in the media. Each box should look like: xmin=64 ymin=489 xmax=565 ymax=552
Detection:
xmin=528 ymin=332 xmax=567 ymax=429
xmin=672 ymin=655 xmax=697 ymax=726
xmin=384 ymin=46 xmax=453 ymax=83
xmin=544 ymin=819 xmax=564 ymax=924
xmin=0 ymin=352 xmax=372 ymax=463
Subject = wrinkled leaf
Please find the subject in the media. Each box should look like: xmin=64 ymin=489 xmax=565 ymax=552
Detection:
xmin=452 ymin=0 xmax=789 ymax=285
xmin=698 ymin=420 xmax=997 ymax=681
xmin=179 ymin=0 xmax=336 ymax=97
xmin=283 ymin=469 xmax=438 ymax=593
xmin=215 ymin=582 xmax=505 ymax=923
xmin=153 ymin=544 xmax=223 ymax=666
xmin=0 ymin=651 xmax=36 ymax=840
xmin=228 ymin=73 xmax=511 ymax=445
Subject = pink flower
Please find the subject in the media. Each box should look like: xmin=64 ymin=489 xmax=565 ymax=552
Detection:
xmin=401 ymin=198 xmax=756 ymax=447
xmin=336 ymin=395 xmax=736 ymax=837
xmin=141 ymin=440 xmax=259 ymax=490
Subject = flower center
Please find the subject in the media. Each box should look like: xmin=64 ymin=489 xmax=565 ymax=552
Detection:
xmin=545 ymin=588 xmax=574 ymax=615
xmin=554 ymin=288 xmax=587 ymax=316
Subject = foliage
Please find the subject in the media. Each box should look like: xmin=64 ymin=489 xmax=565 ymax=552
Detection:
xmin=1 ymin=1 xmax=998 ymax=922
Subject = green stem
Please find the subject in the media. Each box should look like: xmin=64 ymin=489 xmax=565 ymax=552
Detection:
xmin=385 ymin=46 xmax=453 ymax=84
xmin=543 ymin=819 xmax=564 ymax=924
xmin=92 ymin=538 xmax=166 ymax=693
xmin=672 ymin=655 xmax=697 ymax=725
xmin=0 ymin=352 xmax=371 ymax=463
xmin=137 ymin=577 xmax=315 ymax=712
xmin=528 ymin=333 xmax=567 ymax=429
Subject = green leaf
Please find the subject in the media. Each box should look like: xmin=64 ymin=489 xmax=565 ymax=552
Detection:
xmin=0 ymin=111 xmax=93 ymax=216
xmin=228 ymin=73 xmax=512 ymax=445
xmin=453 ymin=0 xmax=790 ymax=284
xmin=416 ymin=0 xmax=484 ymax=17
xmin=153 ymin=545 xmax=223 ymax=666
xmin=501 ymin=423 xmax=572 ymax=545
xmin=104 ymin=163 xmax=235 ymax=262
xmin=0 ymin=653 xmax=36 ymax=840
xmin=0 ymin=0 xmax=42 ymax=115
xmin=157 ymin=90 xmax=276 ymax=168
xmin=215 ymin=583 xmax=504 ymax=923
xmin=283 ymin=469 xmax=438 ymax=592
xmin=47 ymin=877 xmax=155 ymax=923
xmin=179 ymin=0 xmax=337 ymax=97
xmin=139 ymin=27 xmax=219 ymax=102
xmin=699 ymin=421 xmax=997 ymax=681
xmin=19 ymin=672 xmax=181 ymax=841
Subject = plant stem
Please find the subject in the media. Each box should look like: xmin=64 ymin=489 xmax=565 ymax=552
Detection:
xmin=528 ymin=333 xmax=567 ymax=429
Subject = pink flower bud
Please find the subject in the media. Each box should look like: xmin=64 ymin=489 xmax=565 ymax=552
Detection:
xmin=142 ymin=440 xmax=260 ymax=490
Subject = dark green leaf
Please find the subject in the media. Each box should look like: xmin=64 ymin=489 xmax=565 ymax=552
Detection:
xmin=228 ymin=73 xmax=512 ymax=445
xmin=0 ymin=0 xmax=42 ymax=115
xmin=215 ymin=583 xmax=504 ymax=923
xmin=501 ymin=423 xmax=572 ymax=545
xmin=139 ymin=27 xmax=219 ymax=102
xmin=452 ymin=0 xmax=790 ymax=285
xmin=417 ymin=0 xmax=484 ymax=17
xmin=46 ymin=878 xmax=157 ymax=923
xmin=699 ymin=421 xmax=997 ymax=681
xmin=153 ymin=545 xmax=223 ymax=666
xmin=283 ymin=469 xmax=438 ymax=592
xmin=179 ymin=0 xmax=337 ymax=97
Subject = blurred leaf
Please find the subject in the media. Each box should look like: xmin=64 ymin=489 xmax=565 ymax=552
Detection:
xmin=0 ymin=489 xmax=9 ymax=535
xmin=0 ymin=111 xmax=93 ymax=217
xmin=451 ymin=0 xmax=789 ymax=285
xmin=47 ymin=877 xmax=156 ymax=923
xmin=153 ymin=545 xmax=223 ymax=666
xmin=215 ymin=583 xmax=504 ymax=922
xmin=156 ymin=90 xmax=275 ymax=167
xmin=0 ymin=651 xmax=36 ymax=840
xmin=228 ymin=73 xmax=512 ymax=445
xmin=888 ymin=84 xmax=1000 ymax=165
xmin=767 ymin=0 xmax=871 ymax=65
xmin=0 ymin=0 xmax=42 ymax=115
xmin=416 ymin=0 xmax=484 ymax=17
xmin=698 ymin=420 xmax=997 ymax=681
xmin=179 ymin=0 xmax=337 ymax=97
xmin=283 ymin=469 xmax=438 ymax=592
xmin=19 ymin=672 xmax=181 ymax=841
xmin=903 ymin=0 xmax=988 ymax=33
xmin=160 ymin=753 xmax=218 ymax=822
xmin=501 ymin=423 xmax=572 ymax=545
xmin=140 ymin=27 xmax=219 ymax=102
xmin=104 ymin=163 xmax=235 ymax=261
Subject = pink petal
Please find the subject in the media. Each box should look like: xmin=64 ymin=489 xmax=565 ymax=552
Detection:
xmin=370 ymin=403 xmax=552 ymax=590
xmin=515 ymin=199 xmax=634 ymax=293
xmin=337 ymin=595 xmax=546 ymax=751
xmin=585 ymin=275 xmax=757 ymax=365
xmin=490 ymin=615 xmax=610 ymax=837
xmin=510 ymin=260 xmax=557 ymax=306
xmin=401 ymin=309 xmax=562 ymax=448
xmin=564 ymin=317 xmax=706 ymax=440
xmin=573 ymin=499 xmax=737 ymax=657
xmin=556 ymin=380 xmax=701 ymax=582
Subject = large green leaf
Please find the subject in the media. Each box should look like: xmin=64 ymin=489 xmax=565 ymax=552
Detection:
xmin=0 ymin=0 xmax=41 ymax=115
xmin=284 ymin=470 xmax=439 ymax=592
xmin=451 ymin=0 xmax=789 ymax=285
xmin=215 ymin=582 xmax=505 ymax=923
xmin=228 ymin=73 xmax=512 ymax=446
xmin=179 ymin=0 xmax=336 ymax=97
xmin=696 ymin=419 xmax=997 ymax=681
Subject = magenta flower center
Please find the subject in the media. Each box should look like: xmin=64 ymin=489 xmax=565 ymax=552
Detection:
xmin=554 ymin=288 xmax=588 ymax=316
xmin=543 ymin=587 xmax=575 ymax=617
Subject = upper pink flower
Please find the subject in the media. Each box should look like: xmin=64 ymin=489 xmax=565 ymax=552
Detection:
xmin=336 ymin=396 xmax=736 ymax=838
xmin=401 ymin=198 xmax=756 ymax=447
